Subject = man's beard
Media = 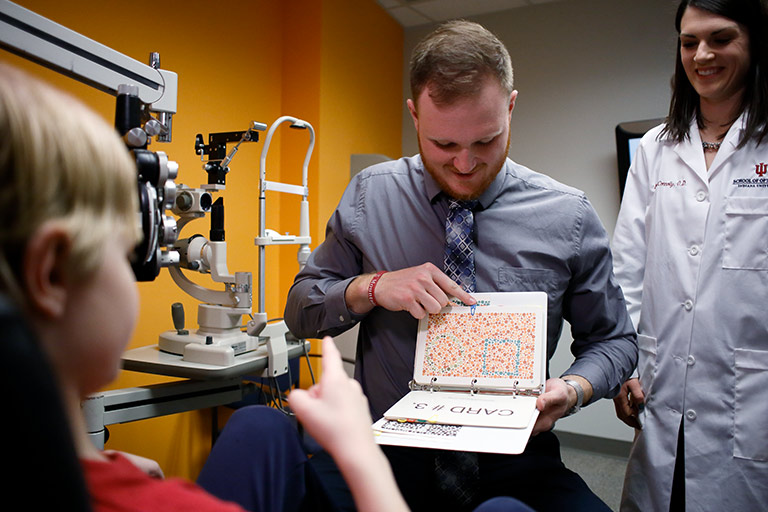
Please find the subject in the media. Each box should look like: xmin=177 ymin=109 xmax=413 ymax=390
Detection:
xmin=419 ymin=132 xmax=510 ymax=201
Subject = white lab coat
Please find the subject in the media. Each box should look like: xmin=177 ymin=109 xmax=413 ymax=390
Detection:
xmin=613 ymin=114 xmax=768 ymax=511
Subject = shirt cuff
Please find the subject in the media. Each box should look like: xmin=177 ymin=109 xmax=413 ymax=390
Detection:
xmin=318 ymin=277 xmax=365 ymax=334
xmin=560 ymin=360 xmax=607 ymax=405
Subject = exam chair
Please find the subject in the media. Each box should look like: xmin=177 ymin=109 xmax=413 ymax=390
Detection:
xmin=0 ymin=294 xmax=92 ymax=511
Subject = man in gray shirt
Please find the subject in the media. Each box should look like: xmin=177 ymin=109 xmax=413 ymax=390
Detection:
xmin=285 ymin=20 xmax=636 ymax=512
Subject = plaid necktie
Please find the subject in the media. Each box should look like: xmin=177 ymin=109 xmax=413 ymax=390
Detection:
xmin=437 ymin=198 xmax=479 ymax=508
xmin=444 ymin=199 xmax=478 ymax=293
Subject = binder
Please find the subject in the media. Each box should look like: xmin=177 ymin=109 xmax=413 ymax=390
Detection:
xmin=373 ymin=292 xmax=547 ymax=454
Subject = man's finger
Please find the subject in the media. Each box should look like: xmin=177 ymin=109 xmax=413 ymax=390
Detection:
xmin=432 ymin=270 xmax=475 ymax=304
xmin=416 ymin=291 xmax=444 ymax=315
xmin=627 ymin=380 xmax=645 ymax=404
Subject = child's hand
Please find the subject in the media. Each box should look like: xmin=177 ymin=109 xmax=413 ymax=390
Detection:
xmin=289 ymin=337 xmax=375 ymax=462
xmin=290 ymin=336 xmax=409 ymax=512
xmin=105 ymin=450 xmax=164 ymax=479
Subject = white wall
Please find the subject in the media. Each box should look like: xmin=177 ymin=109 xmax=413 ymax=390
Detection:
xmin=400 ymin=0 xmax=678 ymax=442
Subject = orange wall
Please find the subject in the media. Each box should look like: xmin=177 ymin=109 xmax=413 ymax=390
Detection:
xmin=318 ymin=0 xmax=404 ymax=233
xmin=4 ymin=0 xmax=401 ymax=480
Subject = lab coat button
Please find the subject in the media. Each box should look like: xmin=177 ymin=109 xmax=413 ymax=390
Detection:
xmin=689 ymin=245 xmax=700 ymax=256
xmin=686 ymin=409 xmax=697 ymax=421
xmin=696 ymin=191 xmax=707 ymax=202
xmin=687 ymin=355 xmax=695 ymax=366
xmin=683 ymin=300 xmax=693 ymax=311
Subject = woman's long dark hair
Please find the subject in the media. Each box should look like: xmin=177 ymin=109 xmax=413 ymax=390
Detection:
xmin=661 ymin=0 xmax=768 ymax=146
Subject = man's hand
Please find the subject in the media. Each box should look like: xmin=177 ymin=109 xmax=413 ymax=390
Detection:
xmin=532 ymin=376 xmax=593 ymax=435
xmin=613 ymin=378 xmax=644 ymax=429
xmin=532 ymin=378 xmax=570 ymax=435
xmin=346 ymin=262 xmax=475 ymax=318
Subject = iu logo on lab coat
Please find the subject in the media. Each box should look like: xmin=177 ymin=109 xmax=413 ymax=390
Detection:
xmin=756 ymin=163 xmax=768 ymax=177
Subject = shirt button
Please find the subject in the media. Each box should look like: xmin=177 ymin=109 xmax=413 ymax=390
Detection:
xmin=683 ymin=300 xmax=693 ymax=311
xmin=687 ymin=355 xmax=696 ymax=366
xmin=696 ymin=191 xmax=707 ymax=202
xmin=339 ymin=315 xmax=345 ymax=322
xmin=689 ymin=245 xmax=700 ymax=256
xmin=686 ymin=409 xmax=697 ymax=421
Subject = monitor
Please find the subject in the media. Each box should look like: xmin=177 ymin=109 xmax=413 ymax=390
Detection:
xmin=615 ymin=118 xmax=664 ymax=198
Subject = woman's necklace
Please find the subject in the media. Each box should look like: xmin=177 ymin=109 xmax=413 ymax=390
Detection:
xmin=702 ymin=140 xmax=722 ymax=151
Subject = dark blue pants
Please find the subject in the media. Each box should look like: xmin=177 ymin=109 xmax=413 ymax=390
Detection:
xmin=198 ymin=405 xmax=540 ymax=512
xmin=197 ymin=406 xmax=331 ymax=512
xmin=311 ymin=430 xmax=608 ymax=512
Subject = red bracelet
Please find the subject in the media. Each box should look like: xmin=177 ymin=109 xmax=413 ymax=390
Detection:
xmin=367 ymin=270 xmax=387 ymax=306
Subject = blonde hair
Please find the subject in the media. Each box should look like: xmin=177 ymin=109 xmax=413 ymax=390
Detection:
xmin=410 ymin=20 xmax=514 ymax=106
xmin=0 ymin=63 xmax=141 ymax=304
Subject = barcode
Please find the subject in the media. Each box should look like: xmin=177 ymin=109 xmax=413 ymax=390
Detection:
xmin=381 ymin=420 xmax=461 ymax=437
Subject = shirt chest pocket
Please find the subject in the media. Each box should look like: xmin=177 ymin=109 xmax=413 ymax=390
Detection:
xmin=723 ymin=196 xmax=768 ymax=270
xmin=497 ymin=267 xmax=557 ymax=293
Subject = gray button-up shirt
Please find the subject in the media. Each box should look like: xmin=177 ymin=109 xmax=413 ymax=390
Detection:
xmin=285 ymin=155 xmax=636 ymax=419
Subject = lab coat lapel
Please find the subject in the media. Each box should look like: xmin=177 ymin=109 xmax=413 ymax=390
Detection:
xmin=705 ymin=114 xmax=746 ymax=180
xmin=672 ymin=125 xmax=708 ymax=185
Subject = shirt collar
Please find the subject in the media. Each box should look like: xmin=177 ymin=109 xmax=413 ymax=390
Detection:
xmin=419 ymin=154 xmax=508 ymax=209
xmin=690 ymin=111 xmax=747 ymax=144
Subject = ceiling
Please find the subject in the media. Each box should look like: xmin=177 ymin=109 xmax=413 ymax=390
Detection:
xmin=375 ymin=0 xmax=570 ymax=27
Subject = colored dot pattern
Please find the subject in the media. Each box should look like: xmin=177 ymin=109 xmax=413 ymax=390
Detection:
xmin=423 ymin=312 xmax=537 ymax=380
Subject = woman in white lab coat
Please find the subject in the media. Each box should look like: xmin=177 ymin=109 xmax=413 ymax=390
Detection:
xmin=612 ymin=0 xmax=768 ymax=510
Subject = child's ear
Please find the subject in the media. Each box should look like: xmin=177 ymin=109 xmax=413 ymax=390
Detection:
xmin=23 ymin=224 xmax=72 ymax=318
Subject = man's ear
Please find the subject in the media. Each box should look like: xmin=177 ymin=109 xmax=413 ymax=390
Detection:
xmin=407 ymin=98 xmax=419 ymax=131
xmin=508 ymin=90 xmax=518 ymax=117
xmin=22 ymin=223 xmax=72 ymax=319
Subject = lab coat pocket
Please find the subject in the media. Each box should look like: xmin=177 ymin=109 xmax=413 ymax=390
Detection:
xmin=733 ymin=348 xmax=768 ymax=461
xmin=723 ymin=197 xmax=768 ymax=270
xmin=636 ymin=334 xmax=657 ymax=399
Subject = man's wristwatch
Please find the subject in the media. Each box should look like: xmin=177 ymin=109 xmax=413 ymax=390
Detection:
xmin=563 ymin=379 xmax=584 ymax=417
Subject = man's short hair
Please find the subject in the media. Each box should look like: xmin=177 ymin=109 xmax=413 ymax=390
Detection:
xmin=410 ymin=20 xmax=514 ymax=106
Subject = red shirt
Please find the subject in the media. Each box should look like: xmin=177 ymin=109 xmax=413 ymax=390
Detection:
xmin=82 ymin=452 xmax=245 ymax=512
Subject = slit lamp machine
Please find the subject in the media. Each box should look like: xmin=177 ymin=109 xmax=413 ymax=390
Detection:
xmin=159 ymin=117 xmax=315 ymax=374
xmin=0 ymin=0 xmax=314 ymax=378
